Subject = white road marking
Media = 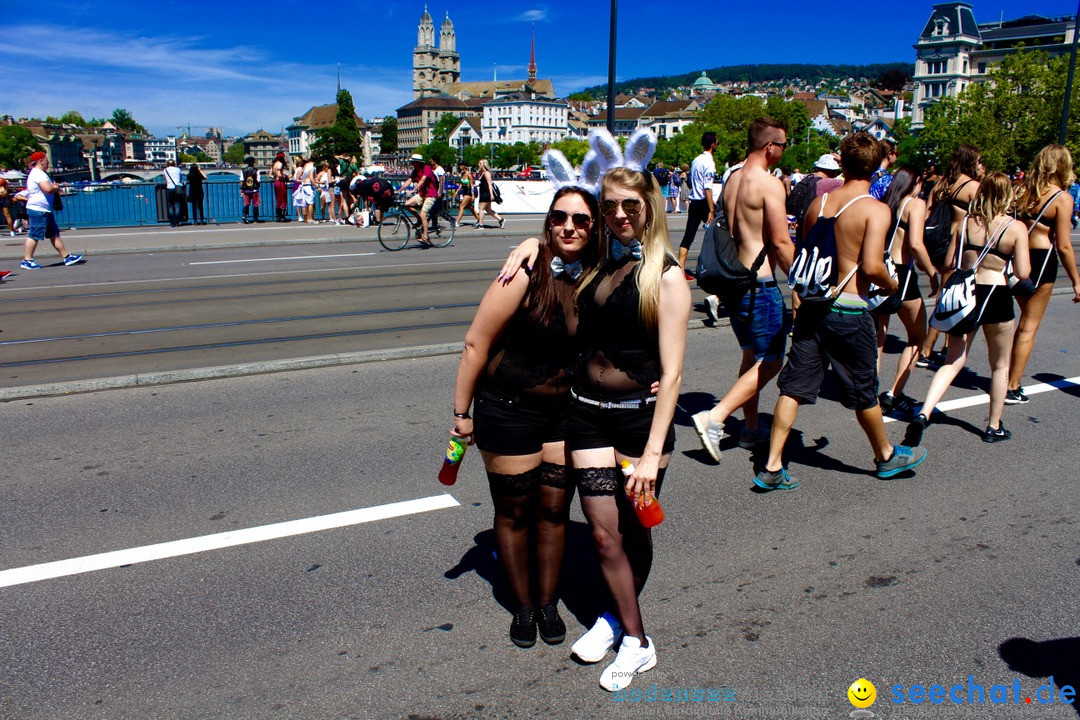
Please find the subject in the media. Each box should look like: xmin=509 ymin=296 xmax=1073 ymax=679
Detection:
xmin=189 ymin=252 xmax=376 ymax=265
xmin=882 ymin=376 xmax=1080 ymax=423
xmin=0 ymin=494 xmax=460 ymax=588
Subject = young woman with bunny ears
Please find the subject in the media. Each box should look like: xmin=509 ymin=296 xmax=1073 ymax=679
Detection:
xmin=500 ymin=128 xmax=691 ymax=691
xmin=450 ymin=178 xmax=603 ymax=650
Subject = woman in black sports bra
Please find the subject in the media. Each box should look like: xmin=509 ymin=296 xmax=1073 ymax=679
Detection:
xmin=908 ymin=173 xmax=1030 ymax=444
xmin=1006 ymin=143 xmax=1080 ymax=405
xmin=921 ymin=144 xmax=984 ymax=369
xmin=877 ymin=167 xmax=939 ymax=416
xmin=450 ymin=187 xmax=602 ymax=649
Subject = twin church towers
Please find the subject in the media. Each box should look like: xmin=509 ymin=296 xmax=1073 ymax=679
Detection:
xmin=412 ymin=5 xmax=540 ymax=99
xmin=412 ymin=6 xmax=460 ymax=98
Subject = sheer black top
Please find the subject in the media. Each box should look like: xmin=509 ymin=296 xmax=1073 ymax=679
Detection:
xmin=575 ymin=256 xmax=676 ymax=397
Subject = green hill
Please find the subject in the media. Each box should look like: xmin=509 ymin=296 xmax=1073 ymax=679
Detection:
xmin=574 ymin=62 xmax=914 ymax=98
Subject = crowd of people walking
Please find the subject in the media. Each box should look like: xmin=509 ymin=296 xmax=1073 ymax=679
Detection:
xmin=444 ymin=122 xmax=1078 ymax=694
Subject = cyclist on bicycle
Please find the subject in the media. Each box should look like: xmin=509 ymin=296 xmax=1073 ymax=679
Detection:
xmin=402 ymin=153 xmax=437 ymax=246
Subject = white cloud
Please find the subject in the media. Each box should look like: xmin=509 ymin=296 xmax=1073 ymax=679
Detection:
xmin=516 ymin=9 xmax=548 ymax=22
xmin=0 ymin=24 xmax=413 ymax=136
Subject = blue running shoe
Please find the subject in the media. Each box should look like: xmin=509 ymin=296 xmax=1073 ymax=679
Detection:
xmin=63 ymin=254 xmax=84 ymax=266
xmin=753 ymin=467 xmax=798 ymax=491
xmin=875 ymin=445 xmax=927 ymax=479
xmin=20 ymin=259 xmax=42 ymax=270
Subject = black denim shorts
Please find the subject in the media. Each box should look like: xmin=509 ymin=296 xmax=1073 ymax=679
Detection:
xmin=472 ymin=385 xmax=569 ymax=456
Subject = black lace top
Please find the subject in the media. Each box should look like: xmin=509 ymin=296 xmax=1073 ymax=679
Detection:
xmin=484 ymin=279 xmax=578 ymax=397
xmin=575 ymin=256 xmax=674 ymax=395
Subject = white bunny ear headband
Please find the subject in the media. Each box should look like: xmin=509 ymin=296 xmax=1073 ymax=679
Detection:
xmin=541 ymin=127 xmax=658 ymax=195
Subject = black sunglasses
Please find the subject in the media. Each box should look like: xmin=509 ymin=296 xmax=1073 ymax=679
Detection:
xmin=599 ymin=198 xmax=643 ymax=216
xmin=549 ymin=210 xmax=593 ymax=228
xmin=769 ymin=140 xmax=788 ymax=150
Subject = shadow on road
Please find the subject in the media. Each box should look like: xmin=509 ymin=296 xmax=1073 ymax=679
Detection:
xmin=999 ymin=635 xmax=1080 ymax=715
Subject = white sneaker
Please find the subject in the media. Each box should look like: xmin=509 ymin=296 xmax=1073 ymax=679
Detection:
xmin=704 ymin=294 xmax=720 ymax=323
xmin=571 ymin=612 xmax=622 ymax=663
xmin=692 ymin=410 xmax=725 ymax=462
xmin=599 ymin=635 xmax=656 ymax=691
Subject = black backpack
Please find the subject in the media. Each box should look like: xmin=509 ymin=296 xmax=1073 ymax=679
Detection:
xmin=787 ymin=194 xmax=871 ymax=304
xmin=924 ymin=180 xmax=975 ymax=265
xmin=695 ymin=169 xmax=766 ymax=299
xmin=654 ymin=167 xmax=671 ymax=186
xmin=785 ymin=174 xmax=819 ymax=240
xmin=242 ymin=166 xmax=258 ymax=192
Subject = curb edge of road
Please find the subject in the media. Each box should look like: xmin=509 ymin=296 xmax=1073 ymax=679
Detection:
xmin=0 ymin=233 xmax=381 ymax=261
xmin=0 ymin=319 xmax=718 ymax=403
xmin=9 ymin=283 xmax=1074 ymax=403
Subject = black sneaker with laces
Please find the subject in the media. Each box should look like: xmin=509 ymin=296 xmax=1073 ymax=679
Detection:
xmin=878 ymin=392 xmax=894 ymax=413
xmin=892 ymin=394 xmax=918 ymax=418
xmin=537 ymin=603 xmax=566 ymax=644
xmin=509 ymin=605 xmax=536 ymax=648
xmin=904 ymin=413 xmax=928 ymax=447
xmin=982 ymin=423 xmax=1012 ymax=443
xmin=1004 ymin=388 xmax=1029 ymax=405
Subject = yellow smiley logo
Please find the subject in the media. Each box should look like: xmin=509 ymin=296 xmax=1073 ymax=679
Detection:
xmin=848 ymin=678 xmax=877 ymax=709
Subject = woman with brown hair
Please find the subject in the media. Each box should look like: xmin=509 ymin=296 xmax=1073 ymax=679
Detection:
xmin=907 ymin=172 xmax=1030 ymax=444
xmin=450 ymin=186 xmax=602 ymax=650
xmin=1006 ymin=143 xmax=1080 ymax=404
xmin=920 ymin=144 xmax=985 ymax=367
xmin=475 ymin=158 xmax=504 ymax=229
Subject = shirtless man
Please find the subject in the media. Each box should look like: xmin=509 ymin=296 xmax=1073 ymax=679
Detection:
xmin=692 ymin=117 xmax=794 ymax=462
xmin=754 ymin=132 xmax=927 ymax=490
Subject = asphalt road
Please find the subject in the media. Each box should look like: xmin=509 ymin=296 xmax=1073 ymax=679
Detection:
xmin=2 ymin=296 xmax=1078 ymax=719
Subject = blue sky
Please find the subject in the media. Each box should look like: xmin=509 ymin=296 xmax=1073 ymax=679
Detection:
xmin=1 ymin=1 xmax=1074 ymax=138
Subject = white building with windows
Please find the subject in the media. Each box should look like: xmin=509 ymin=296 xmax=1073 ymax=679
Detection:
xmin=145 ymin=136 xmax=177 ymax=165
xmin=481 ymin=93 xmax=568 ymax=145
xmin=912 ymin=2 xmax=1077 ymax=129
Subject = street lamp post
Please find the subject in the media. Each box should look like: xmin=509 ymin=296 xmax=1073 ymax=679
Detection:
xmin=607 ymin=0 xmax=617 ymax=134
xmin=1059 ymin=0 xmax=1080 ymax=143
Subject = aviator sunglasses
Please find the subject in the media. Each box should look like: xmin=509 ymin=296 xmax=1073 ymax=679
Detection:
xmin=548 ymin=210 xmax=593 ymax=228
xmin=599 ymin=198 xmax=643 ymax=216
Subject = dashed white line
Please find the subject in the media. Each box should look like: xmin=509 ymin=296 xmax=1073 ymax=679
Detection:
xmin=0 ymin=494 xmax=460 ymax=588
xmin=189 ymin=252 xmax=377 ymax=265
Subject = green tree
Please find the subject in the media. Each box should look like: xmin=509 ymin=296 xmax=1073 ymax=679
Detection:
xmin=223 ymin=142 xmax=246 ymax=165
xmin=0 ymin=126 xmax=44 ymax=169
xmin=178 ymin=153 xmax=197 ymax=163
xmin=432 ymin=113 xmax=460 ymax=145
xmin=414 ymin=140 xmax=457 ymax=169
xmin=379 ymin=117 xmax=398 ymax=155
xmin=310 ymin=89 xmax=362 ymax=161
xmin=462 ymin=142 xmax=492 ymax=168
xmin=111 ymin=108 xmax=147 ymax=134
xmin=59 ymin=110 xmax=87 ymax=126
xmin=917 ymin=47 xmax=1079 ymax=172
xmin=547 ymin=138 xmax=589 ymax=166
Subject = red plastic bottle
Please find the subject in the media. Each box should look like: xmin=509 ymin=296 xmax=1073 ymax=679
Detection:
xmin=438 ymin=435 xmax=468 ymax=486
xmin=620 ymin=460 xmax=664 ymax=528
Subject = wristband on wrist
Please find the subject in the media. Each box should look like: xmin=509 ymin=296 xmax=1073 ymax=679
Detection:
xmin=453 ymin=410 xmax=471 ymax=419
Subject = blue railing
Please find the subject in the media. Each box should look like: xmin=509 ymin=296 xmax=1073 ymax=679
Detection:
xmin=53 ymin=180 xmax=283 ymax=228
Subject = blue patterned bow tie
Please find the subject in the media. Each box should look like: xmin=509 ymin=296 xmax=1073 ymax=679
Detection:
xmin=610 ymin=238 xmax=642 ymax=263
xmin=550 ymin=256 xmax=583 ymax=280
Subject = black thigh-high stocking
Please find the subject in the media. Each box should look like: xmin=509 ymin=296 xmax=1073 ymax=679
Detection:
xmin=624 ymin=466 xmax=666 ymax=593
xmin=575 ymin=466 xmax=645 ymax=641
xmin=534 ymin=462 xmax=572 ymax=607
xmin=489 ymin=468 xmax=539 ymax=608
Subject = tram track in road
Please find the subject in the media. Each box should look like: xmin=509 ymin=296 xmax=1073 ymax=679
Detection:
xmin=0 ymin=252 xmax=499 ymax=388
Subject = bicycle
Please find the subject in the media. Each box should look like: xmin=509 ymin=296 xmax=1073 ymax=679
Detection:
xmin=426 ymin=197 xmax=456 ymax=248
xmin=376 ymin=195 xmax=413 ymax=251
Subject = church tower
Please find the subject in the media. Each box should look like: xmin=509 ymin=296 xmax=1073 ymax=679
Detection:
xmin=413 ymin=6 xmax=439 ymax=98
xmin=413 ymin=8 xmax=462 ymax=98
xmin=438 ymin=12 xmax=460 ymax=87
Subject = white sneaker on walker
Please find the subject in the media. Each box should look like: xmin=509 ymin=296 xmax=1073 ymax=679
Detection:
xmin=599 ymin=635 xmax=656 ymax=691
xmin=571 ymin=612 xmax=622 ymax=663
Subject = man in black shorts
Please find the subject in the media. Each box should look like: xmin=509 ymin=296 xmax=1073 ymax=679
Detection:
xmin=754 ymin=133 xmax=928 ymax=491
xmin=357 ymin=176 xmax=395 ymax=224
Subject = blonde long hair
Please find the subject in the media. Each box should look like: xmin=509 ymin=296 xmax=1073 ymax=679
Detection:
xmin=969 ymin=172 xmax=1014 ymax=230
xmin=575 ymin=167 xmax=677 ymax=332
xmin=1016 ymin=143 xmax=1074 ymax=216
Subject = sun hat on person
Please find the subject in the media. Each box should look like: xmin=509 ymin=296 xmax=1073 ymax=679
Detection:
xmin=814 ymin=154 xmax=840 ymax=171
xmin=410 ymin=154 xmax=424 ymax=163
